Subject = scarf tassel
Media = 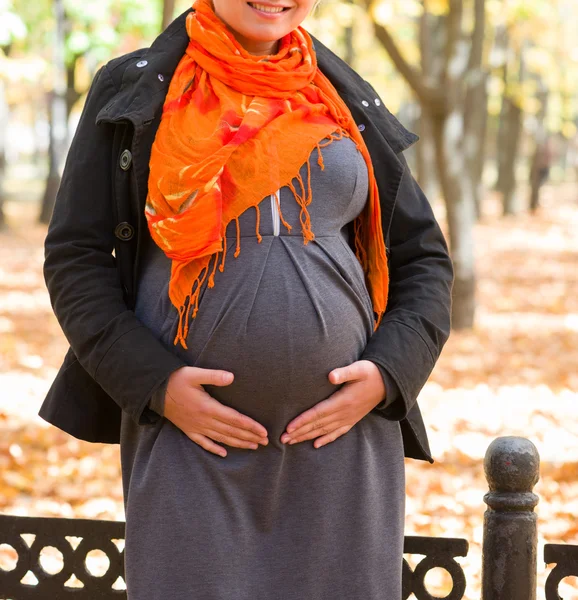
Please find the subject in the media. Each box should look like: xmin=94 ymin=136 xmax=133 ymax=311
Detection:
xmin=172 ymin=129 xmax=371 ymax=349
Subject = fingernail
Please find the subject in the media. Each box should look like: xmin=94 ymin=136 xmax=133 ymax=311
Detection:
xmin=250 ymin=443 xmax=258 ymax=449
xmin=289 ymin=439 xmax=296 ymax=445
xmin=261 ymin=438 xmax=269 ymax=445
xmin=281 ymin=434 xmax=289 ymax=443
xmin=223 ymin=372 xmax=233 ymax=383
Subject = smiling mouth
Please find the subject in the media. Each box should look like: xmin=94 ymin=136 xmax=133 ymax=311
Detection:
xmin=248 ymin=2 xmax=290 ymax=14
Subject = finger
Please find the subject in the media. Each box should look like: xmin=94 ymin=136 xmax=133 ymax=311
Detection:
xmin=286 ymin=393 xmax=347 ymax=435
xmin=212 ymin=420 xmax=269 ymax=445
xmin=211 ymin=402 xmax=269 ymax=438
xmin=285 ymin=420 xmax=343 ymax=445
xmin=284 ymin=414 xmax=340 ymax=442
xmin=313 ymin=425 xmax=352 ymax=449
xmin=205 ymin=429 xmax=260 ymax=450
xmin=189 ymin=367 xmax=235 ymax=387
xmin=189 ymin=432 xmax=228 ymax=457
xmin=328 ymin=361 xmax=366 ymax=385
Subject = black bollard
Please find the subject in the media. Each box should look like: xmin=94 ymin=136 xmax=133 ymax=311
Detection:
xmin=482 ymin=436 xmax=540 ymax=600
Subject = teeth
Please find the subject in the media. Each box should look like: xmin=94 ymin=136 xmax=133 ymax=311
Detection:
xmin=250 ymin=3 xmax=285 ymax=13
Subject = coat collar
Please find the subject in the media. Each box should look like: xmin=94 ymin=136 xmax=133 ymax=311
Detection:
xmin=96 ymin=8 xmax=418 ymax=154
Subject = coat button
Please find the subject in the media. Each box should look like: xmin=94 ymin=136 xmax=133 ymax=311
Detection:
xmin=114 ymin=222 xmax=135 ymax=241
xmin=374 ymin=98 xmax=381 ymax=106
xmin=158 ymin=73 xmax=165 ymax=82
xmin=119 ymin=149 xmax=132 ymax=171
xmin=361 ymin=100 xmax=370 ymax=107
xmin=136 ymin=60 xmax=148 ymax=68
xmin=358 ymin=124 xmax=366 ymax=132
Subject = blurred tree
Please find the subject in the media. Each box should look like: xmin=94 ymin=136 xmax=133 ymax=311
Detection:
xmin=488 ymin=0 xmax=578 ymax=214
xmin=0 ymin=0 xmax=27 ymax=230
xmin=414 ymin=7 xmax=442 ymax=203
xmin=10 ymin=0 xmax=164 ymax=223
xmin=162 ymin=0 xmax=177 ymax=31
xmin=493 ymin=25 xmax=525 ymax=215
xmin=463 ymin=0 xmax=488 ymax=219
xmin=528 ymin=78 xmax=550 ymax=212
xmin=39 ymin=0 xmax=67 ymax=225
xmin=342 ymin=0 xmax=355 ymax=66
xmin=366 ymin=0 xmax=489 ymax=330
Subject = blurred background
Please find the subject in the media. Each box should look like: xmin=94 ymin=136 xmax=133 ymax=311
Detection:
xmin=0 ymin=0 xmax=577 ymax=597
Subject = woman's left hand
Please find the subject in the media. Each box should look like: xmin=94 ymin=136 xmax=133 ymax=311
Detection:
xmin=280 ymin=360 xmax=386 ymax=448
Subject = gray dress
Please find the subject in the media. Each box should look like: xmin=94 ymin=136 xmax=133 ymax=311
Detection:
xmin=119 ymin=136 xmax=406 ymax=600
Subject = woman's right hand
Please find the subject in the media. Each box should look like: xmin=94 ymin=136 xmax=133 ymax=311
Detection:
xmin=163 ymin=366 xmax=269 ymax=457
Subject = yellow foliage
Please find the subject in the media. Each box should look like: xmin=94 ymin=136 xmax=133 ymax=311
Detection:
xmin=561 ymin=121 xmax=577 ymax=139
xmin=424 ymin=0 xmax=450 ymax=16
xmin=370 ymin=0 xmax=394 ymax=26
xmin=423 ymin=0 xmax=450 ymax=16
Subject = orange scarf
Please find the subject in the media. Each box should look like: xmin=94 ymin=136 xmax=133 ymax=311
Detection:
xmin=146 ymin=0 xmax=389 ymax=349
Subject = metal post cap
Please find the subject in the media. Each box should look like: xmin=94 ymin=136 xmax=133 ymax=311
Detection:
xmin=484 ymin=436 xmax=540 ymax=493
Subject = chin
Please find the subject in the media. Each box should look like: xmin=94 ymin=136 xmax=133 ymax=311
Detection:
xmin=244 ymin=26 xmax=288 ymax=41
xmin=213 ymin=0 xmax=310 ymax=51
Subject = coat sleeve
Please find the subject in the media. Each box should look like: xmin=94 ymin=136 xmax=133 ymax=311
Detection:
xmin=147 ymin=377 xmax=169 ymax=418
xmin=360 ymin=153 xmax=454 ymax=421
xmin=371 ymin=362 xmax=406 ymax=420
xmin=43 ymin=65 xmax=187 ymax=427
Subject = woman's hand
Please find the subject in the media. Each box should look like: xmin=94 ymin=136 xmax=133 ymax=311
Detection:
xmin=164 ymin=366 xmax=269 ymax=457
xmin=280 ymin=360 xmax=386 ymax=448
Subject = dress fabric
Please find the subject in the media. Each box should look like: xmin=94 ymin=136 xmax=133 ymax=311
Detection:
xmin=119 ymin=136 xmax=406 ymax=600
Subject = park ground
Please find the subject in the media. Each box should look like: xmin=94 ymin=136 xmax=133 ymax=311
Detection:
xmin=0 ymin=168 xmax=577 ymax=598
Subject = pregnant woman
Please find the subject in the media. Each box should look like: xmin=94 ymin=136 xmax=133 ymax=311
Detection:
xmin=39 ymin=0 xmax=454 ymax=598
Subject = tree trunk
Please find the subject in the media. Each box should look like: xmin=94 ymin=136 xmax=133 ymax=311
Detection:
xmin=528 ymin=155 xmax=542 ymax=212
xmin=415 ymin=110 xmax=438 ymax=202
xmin=463 ymin=82 xmax=488 ymax=221
xmin=415 ymin=9 xmax=444 ymax=201
xmin=528 ymin=83 xmax=550 ymax=213
xmin=368 ymin=0 xmax=485 ymax=330
xmin=39 ymin=0 xmax=68 ymax=225
xmin=463 ymin=0 xmax=488 ymax=221
xmin=496 ymin=39 xmax=526 ymax=215
xmin=343 ymin=24 xmax=354 ymax=66
xmin=493 ymin=24 xmax=509 ymax=193
xmin=40 ymin=91 xmax=65 ymax=224
xmin=66 ymin=56 xmax=81 ymax=117
xmin=162 ymin=0 xmax=177 ymax=31
xmin=497 ymin=96 xmax=523 ymax=215
xmin=431 ymin=111 xmax=477 ymax=330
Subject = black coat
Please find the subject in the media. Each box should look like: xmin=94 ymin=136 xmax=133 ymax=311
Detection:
xmin=38 ymin=8 xmax=454 ymax=464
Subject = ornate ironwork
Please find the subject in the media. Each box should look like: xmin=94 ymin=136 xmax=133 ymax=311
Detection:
xmin=0 ymin=514 xmax=125 ymax=599
xmin=0 ymin=514 xmax=470 ymax=599
xmin=403 ymin=536 xmax=469 ymax=600
xmin=544 ymin=543 xmax=578 ymax=600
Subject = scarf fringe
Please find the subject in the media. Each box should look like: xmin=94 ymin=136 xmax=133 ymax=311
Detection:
xmin=172 ymin=129 xmax=372 ymax=348
xmin=173 ymin=254 xmax=213 ymax=349
xmin=273 ymin=189 xmax=292 ymax=233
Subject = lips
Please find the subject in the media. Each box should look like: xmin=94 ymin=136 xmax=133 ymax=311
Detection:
xmin=248 ymin=2 xmax=290 ymax=14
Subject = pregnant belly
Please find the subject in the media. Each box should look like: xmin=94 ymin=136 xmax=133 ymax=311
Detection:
xmin=163 ymin=235 xmax=375 ymax=434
